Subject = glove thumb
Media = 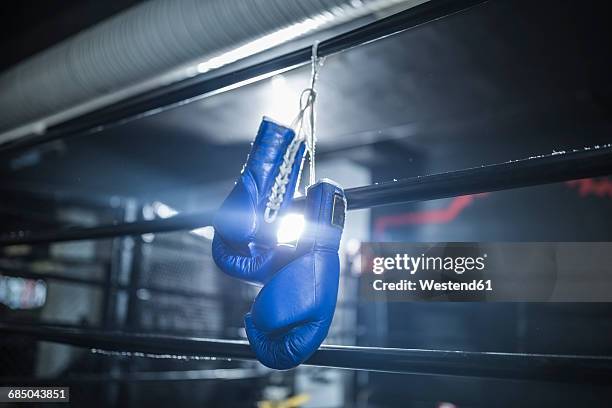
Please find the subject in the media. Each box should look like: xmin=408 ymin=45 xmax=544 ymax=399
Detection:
xmin=245 ymin=313 xmax=327 ymax=369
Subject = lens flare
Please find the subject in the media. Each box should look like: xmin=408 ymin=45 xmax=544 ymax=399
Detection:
xmin=276 ymin=214 xmax=305 ymax=245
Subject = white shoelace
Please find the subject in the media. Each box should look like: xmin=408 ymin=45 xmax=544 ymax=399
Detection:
xmin=264 ymin=43 xmax=325 ymax=223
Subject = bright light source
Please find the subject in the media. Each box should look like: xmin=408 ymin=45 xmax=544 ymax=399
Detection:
xmin=271 ymin=74 xmax=287 ymax=89
xmin=141 ymin=233 xmax=155 ymax=243
xmin=136 ymin=289 xmax=152 ymax=301
xmin=191 ymin=226 xmax=215 ymax=240
xmin=142 ymin=204 xmax=156 ymax=220
xmin=345 ymin=238 xmax=361 ymax=256
xmin=196 ymin=17 xmax=329 ymax=74
xmin=276 ymin=213 xmax=305 ymax=246
xmin=153 ymin=201 xmax=178 ymax=219
xmin=193 ymin=0 xmax=406 ymax=76
xmin=0 ymin=276 xmax=46 ymax=310
xmin=268 ymin=74 xmax=296 ymax=124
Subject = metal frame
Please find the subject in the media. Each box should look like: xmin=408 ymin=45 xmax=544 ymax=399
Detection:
xmin=1 ymin=323 xmax=611 ymax=384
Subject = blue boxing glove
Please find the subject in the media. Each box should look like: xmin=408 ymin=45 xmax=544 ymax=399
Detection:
xmin=212 ymin=117 xmax=306 ymax=284
xmin=245 ymin=180 xmax=346 ymax=369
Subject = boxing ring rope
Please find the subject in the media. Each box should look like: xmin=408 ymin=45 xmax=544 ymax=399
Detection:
xmin=4 ymin=148 xmax=609 ymax=380
xmin=1 ymin=322 xmax=611 ymax=383
xmin=2 ymin=145 xmax=611 ymax=246
xmin=0 ymin=0 xmax=487 ymax=155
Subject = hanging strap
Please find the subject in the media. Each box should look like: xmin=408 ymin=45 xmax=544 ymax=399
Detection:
xmin=264 ymin=43 xmax=325 ymax=223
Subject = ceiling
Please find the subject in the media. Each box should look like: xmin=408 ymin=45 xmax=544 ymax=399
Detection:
xmin=0 ymin=0 xmax=142 ymax=74
xmin=0 ymin=0 xmax=610 ymax=222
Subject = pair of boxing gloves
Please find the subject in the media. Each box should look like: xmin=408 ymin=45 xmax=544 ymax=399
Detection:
xmin=212 ymin=118 xmax=345 ymax=370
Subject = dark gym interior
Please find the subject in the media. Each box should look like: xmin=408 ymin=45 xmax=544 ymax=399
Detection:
xmin=0 ymin=0 xmax=611 ymax=406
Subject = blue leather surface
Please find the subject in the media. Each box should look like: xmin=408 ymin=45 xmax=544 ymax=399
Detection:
xmin=212 ymin=118 xmax=305 ymax=284
xmin=245 ymin=181 xmax=345 ymax=369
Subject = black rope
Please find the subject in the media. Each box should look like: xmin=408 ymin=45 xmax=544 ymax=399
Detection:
xmin=2 ymin=145 xmax=611 ymax=246
xmin=1 ymin=322 xmax=611 ymax=383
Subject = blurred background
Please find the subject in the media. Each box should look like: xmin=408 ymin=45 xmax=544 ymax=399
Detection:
xmin=0 ymin=0 xmax=611 ymax=406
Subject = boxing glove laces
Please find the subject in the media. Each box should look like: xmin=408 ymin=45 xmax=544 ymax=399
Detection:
xmin=212 ymin=117 xmax=306 ymax=284
xmin=245 ymin=180 xmax=346 ymax=369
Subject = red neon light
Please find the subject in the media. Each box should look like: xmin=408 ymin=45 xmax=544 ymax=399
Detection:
xmin=374 ymin=178 xmax=611 ymax=237
xmin=373 ymin=193 xmax=487 ymax=237
xmin=566 ymin=178 xmax=612 ymax=198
